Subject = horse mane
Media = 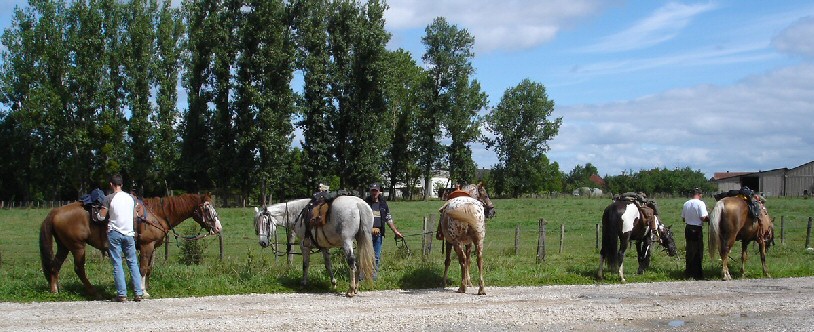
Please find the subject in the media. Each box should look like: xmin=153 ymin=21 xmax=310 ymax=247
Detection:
xmin=267 ymin=199 xmax=310 ymax=215
xmin=143 ymin=194 xmax=207 ymax=226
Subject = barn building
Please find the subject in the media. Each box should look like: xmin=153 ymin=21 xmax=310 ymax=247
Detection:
xmin=711 ymin=161 xmax=814 ymax=197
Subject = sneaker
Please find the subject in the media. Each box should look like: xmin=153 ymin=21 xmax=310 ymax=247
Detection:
xmin=133 ymin=295 xmax=143 ymax=302
xmin=112 ymin=295 xmax=128 ymax=302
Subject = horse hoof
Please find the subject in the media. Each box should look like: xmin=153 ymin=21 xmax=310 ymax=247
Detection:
xmin=456 ymin=287 xmax=466 ymax=293
xmin=142 ymin=291 xmax=151 ymax=299
xmin=331 ymin=279 xmax=338 ymax=288
xmin=477 ymin=289 xmax=486 ymax=295
xmin=345 ymin=291 xmax=356 ymax=298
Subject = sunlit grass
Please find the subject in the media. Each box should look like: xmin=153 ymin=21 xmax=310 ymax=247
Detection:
xmin=1 ymin=196 xmax=812 ymax=302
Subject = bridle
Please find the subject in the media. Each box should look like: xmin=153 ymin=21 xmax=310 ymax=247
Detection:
xmin=256 ymin=204 xmax=311 ymax=257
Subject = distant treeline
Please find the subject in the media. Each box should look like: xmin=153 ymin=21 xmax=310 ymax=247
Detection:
xmin=0 ymin=0 xmax=707 ymax=202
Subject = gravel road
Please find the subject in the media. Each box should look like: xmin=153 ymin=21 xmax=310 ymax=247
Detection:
xmin=1 ymin=276 xmax=812 ymax=331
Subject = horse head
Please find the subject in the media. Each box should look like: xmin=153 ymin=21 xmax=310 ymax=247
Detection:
xmin=192 ymin=193 xmax=223 ymax=234
xmin=254 ymin=206 xmax=277 ymax=248
xmin=463 ymin=182 xmax=496 ymax=219
xmin=656 ymin=222 xmax=678 ymax=256
xmin=758 ymin=201 xmax=775 ymax=250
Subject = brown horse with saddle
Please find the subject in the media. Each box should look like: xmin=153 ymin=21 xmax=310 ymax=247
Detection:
xmin=708 ymin=192 xmax=774 ymax=280
xmin=39 ymin=193 xmax=222 ymax=298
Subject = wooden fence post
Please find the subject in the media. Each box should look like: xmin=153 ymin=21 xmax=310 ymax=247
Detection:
xmin=164 ymin=234 xmax=169 ymax=261
xmin=514 ymin=224 xmax=520 ymax=255
xmin=559 ymin=224 xmax=565 ymax=254
xmin=422 ymin=216 xmax=427 ymax=256
xmin=218 ymin=233 xmax=224 ymax=261
xmin=426 ymin=214 xmax=434 ymax=255
xmin=780 ymin=215 xmax=785 ymax=245
xmin=537 ymin=218 xmax=546 ymax=263
xmin=805 ymin=217 xmax=813 ymax=249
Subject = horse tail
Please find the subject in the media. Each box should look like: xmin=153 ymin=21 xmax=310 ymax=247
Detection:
xmin=355 ymin=201 xmax=375 ymax=284
xmin=600 ymin=204 xmax=620 ymax=269
xmin=39 ymin=209 xmax=57 ymax=283
xmin=708 ymin=199 xmax=724 ymax=260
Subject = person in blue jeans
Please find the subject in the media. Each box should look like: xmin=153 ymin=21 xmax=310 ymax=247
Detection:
xmin=364 ymin=183 xmax=403 ymax=280
xmin=98 ymin=174 xmax=144 ymax=302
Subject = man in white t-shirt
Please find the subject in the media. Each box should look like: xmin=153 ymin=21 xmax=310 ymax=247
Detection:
xmin=99 ymin=174 xmax=144 ymax=302
xmin=681 ymin=187 xmax=709 ymax=280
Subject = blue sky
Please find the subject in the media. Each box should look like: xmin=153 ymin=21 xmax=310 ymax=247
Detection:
xmin=3 ymin=1 xmax=814 ymax=178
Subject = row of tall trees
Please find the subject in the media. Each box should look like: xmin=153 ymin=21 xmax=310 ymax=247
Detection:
xmin=0 ymin=0 xmax=565 ymax=202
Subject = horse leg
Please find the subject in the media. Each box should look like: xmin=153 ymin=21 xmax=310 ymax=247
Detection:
xmin=342 ymin=244 xmax=357 ymax=298
xmin=636 ymin=238 xmax=652 ymax=275
xmin=618 ymin=238 xmax=629 ymax=283
xmin=464 ymin=244 xmax=473 ymax=287
xmin=453 ymin=244 xmax=468 ymax=293
xmin=321 ymin=249 xmax=337 ymax=290
xmin=49 ymin=244 xmax=70 ymax=293
xmin=71 ymin=248 xmax=100 ymax=299
xmin=442 ymin=241 xmax=452 ymax=287
xmin=301 ymin=245 xmax=311 ymax=287
xmin=597 ymin=254 xmax=605 ymax=281
xmin=759 ymin=240 xmax=771 ymax=278
xmin=740 ymin=241 xmax=748 ymax=279
xmin=139 ymin=243 xmax=155 ymax=298
xmin=475 ymin=239 xmax=485 ymax=295
xmin=721 ymin=238 xmax=735 ymax=281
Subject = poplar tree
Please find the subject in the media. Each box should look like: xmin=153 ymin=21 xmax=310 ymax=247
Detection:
xmin=483 ymin=79 xmax=561 ymax=198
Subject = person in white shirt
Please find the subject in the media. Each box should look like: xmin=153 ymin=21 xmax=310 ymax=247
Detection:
xmin=681 ymin=188 xmax=709 ymax=280
xmin=99 ymin=174 xmax=144 ymax=302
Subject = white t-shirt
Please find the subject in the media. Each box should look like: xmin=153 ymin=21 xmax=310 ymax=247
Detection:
xmin=104 ymin=191 xmax=136 ymax=236
xmin=681 ymin=198 xmax=708 ymax=226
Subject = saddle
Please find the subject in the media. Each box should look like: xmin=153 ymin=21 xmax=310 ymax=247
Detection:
xmin=714 ymin=187 xmax=763 ymax=220
xmin=307 ymin=190 xmax=351 ymax=228
xmin=614 ymin=193 xmax=660 ymax=240
xmin=80 ymin=188 xmax=107 ymax=224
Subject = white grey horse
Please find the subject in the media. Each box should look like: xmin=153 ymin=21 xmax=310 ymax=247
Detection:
xmin=254 ymin=197 xmax=375 ymax=297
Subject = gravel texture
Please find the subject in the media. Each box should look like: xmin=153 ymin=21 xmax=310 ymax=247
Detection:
xmin=1 ymin=276 xmax=813 ymax=331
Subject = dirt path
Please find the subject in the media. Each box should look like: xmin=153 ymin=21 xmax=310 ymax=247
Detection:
xmin=2 ymin=277 xmax=813 ymax=331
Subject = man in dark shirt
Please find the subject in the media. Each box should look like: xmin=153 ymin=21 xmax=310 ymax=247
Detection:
xmin=364 ymin=183 xmax=403 ymax=280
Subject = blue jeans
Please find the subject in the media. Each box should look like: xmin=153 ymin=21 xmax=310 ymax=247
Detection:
xmin=372 ymin=233 xmax=383 ymax=279
xmin=108 ymin=230 xmax=143 ymax=297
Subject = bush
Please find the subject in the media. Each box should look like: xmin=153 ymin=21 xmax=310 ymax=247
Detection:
xmin=178 ymin=224 xmax=205 ymax=265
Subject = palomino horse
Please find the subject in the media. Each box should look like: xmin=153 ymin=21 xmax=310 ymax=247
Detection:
xmin=439 ymin=183 xmax=495 ymax=295
xmin=254 ymin=197 xmax=375 ymax=297
xmin=39 ymin=193 xmax=222 ymax=298
xmin=598 ymin=200 xmax=678 ymax=282
xmin=708 ymin=196 xmax=774 ymax=280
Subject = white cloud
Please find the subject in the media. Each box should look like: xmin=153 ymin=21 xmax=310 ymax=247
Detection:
xmin=548 ymin=63 xmax=814 ymax=177
xmin=580 ymin=2 xmax=717 ymax=53
xmin=385 ymin=0 xmax=609 ymax=52
xmin=772 ymin=16 xmax=814 ymax=58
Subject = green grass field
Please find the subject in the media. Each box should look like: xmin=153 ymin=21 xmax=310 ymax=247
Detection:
xmin=1 ymin=197 xmax=812 ymax=302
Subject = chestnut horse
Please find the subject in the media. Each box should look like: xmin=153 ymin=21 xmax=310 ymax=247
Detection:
xmin=708 ymin=196 xmax=774 ymax=280
xmin=598 ymin=200 xmax=678 ymax=282
xmin=39 ymin=193 xmax=222 ymax=298
xmin=439 ymin=183 xmax=495 ymax=295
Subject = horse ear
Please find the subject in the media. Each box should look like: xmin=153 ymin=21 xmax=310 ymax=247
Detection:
xmin=254 ymin=206 xmax=259 ymax=213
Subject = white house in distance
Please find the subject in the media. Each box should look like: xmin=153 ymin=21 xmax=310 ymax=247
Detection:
xmin=382 ymin=170 xmax=451 ymax=200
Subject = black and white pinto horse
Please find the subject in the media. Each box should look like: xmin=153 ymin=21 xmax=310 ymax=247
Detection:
xmin=598 ymin=200 xmax=678 ymax=282
xmin=254 ymin=197 xmax=375 ymax=297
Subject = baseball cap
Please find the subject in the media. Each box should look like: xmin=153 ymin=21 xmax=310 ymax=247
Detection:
xmin=369 ymin=183 xmax=381 ymax=191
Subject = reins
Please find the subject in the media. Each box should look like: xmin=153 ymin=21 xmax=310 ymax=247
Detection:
xmin=142 ymin=197 xmax=213 ymax=245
